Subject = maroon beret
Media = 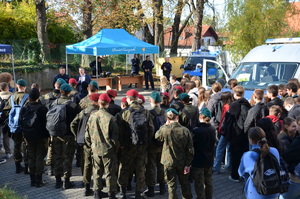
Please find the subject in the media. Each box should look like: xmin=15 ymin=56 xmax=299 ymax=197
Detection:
xmin=175 ymin=85 xmax=184 ymax=92
xmin=138 ymin=94 xmax=145 ymax=103
xmin=126 ymin=89 xmax=139 ymax=97
xmin=106 ymin=89 xmax=118 ymax=98
xmin=89 ymin=93 xmax=101 ymax=102
xmin=162 ymin=92 xmax=170 ymax=98
xmin=121 ymin=97 xmax=127 ymax=103
xmin=99 ymin=93 xmax=111 ymax=103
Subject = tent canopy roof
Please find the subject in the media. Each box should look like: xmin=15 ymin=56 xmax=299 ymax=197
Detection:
xmin=0 ymin=44 xmax=12 ymax=54
xmin=66 ymin=29 xmax=159 ymax=56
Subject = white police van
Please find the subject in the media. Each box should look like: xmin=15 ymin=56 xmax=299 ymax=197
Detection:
xmin=222 ymin=37 xmax=300 ymax=99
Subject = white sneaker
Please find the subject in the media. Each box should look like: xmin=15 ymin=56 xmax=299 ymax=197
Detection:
xmin=228 ymin=176 xmax=240 ymax=183
xmin=0 ymin=158 xmax=6 ymax=165
xmin=3 ymin=153 xmax=12 ymax=159
xmin=0 ymin=147 xmax=5 ymax=153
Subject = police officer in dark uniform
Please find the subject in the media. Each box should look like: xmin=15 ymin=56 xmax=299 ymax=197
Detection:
xmin=141 ymin=55 xmax=155 ymax=90
xmin=161 ymin=57 xmax=172 ymax=81
xmin=89 ymin=57 xmax=102 ymax=77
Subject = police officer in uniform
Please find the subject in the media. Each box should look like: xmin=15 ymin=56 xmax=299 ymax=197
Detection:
xmin=141 ymin=56 xmax=155 ymax=90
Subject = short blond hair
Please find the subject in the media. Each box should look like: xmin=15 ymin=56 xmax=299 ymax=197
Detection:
xmin=233 ymin=85 xmax=244 ymax=97
xmin=269 ymin=105 xmax=282 ymax=116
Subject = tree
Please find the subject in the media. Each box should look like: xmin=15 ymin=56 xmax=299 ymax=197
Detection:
xmin=35 ymin=0 xmax=51 ymax=62
xmin=190 ymin=0 xmax=207 ymax=51
xmin=226 ymin=0 xmax=296 ymax=61
xmin=153 ymin=0 xmax=164 ymax=52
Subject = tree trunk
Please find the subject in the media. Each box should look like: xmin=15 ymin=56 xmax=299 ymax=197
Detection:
xmin=137 ymin=0 xmax=154 ymax=44
xmin=81 ymin=0 xmax=93 ymax=67
xmin=35 ymin=0 xmax=51 ymax=63
xmin=191 ymin=0 xmax=206 ymax=51
xmin=153 ymin=0 xmax=164 ymax=54
xmin=170 ymin=0 xmax=191 ymax=56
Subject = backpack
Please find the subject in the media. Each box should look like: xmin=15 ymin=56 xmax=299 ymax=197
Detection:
xmin=279 ymin=156 xmax=290 ymax=194
xmin=45 ymin=92 xmax=61 ymax=110
xmin=46 ymin=99 xmax=71 ymax=136
xmin=182 ymin=108 xmax=199 ymax=132
xmin=237 ymin=104 xmax=250 ymax=134
xmin=8 ymin=94 xmax=29 ymax=133
xmin=0 ymin=96 xmax=9 ymax=125
xmin=251 ymin=148 xmax=282 ymax=195
xmin=129 ymin=107 xmax=148 ymax=145
xmin=77 ymin=108 xmax=95 ymax=144
xmin=221 ymin=111 xmax=236 ymax=137
xmin=150 ymin=109 xmax=166 ymax=146
xmin=215 ymin=100 xmax=223 ymax=124
xmin=20 ymin=104 xmax=44 ymax=137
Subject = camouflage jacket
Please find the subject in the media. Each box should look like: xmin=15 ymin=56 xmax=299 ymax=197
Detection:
xmin=85 ymin=108 xmax=120 ymax=156
xmin=79 ymin=95 xmax=92 ymax=110
xmin=155 ymin=122 xmax=194 ymax=168
xmin=121 ymin=101 xmax=154 ymax=148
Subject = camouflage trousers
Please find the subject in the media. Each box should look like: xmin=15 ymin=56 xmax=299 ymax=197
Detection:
xmin=93 ymin=152 xmax=118 ymax=192
xmin=145 ymin=151 xmax=164 ymax=186
xmin=12 ymin=132 xmax=27 ymax=164
xmin=52 ymin=135 xmax=76 ymax=178
xmin=164 ymin=165 xmax=192 ymax=199
xmin=191 ymin=167 xmax=213 ymax=199
xmin=118 ymin=145 xmax=147 ymax=192
xmin=27 ymin=138 xmax=48 ymax=175
xmin=83 ymin=144 xmax=93 ymax=184
xmin=46 ymin=137 xmax=53 ymax=165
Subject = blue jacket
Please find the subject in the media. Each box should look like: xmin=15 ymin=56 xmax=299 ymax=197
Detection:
xmin=238 ymin=144 xmax=280 ymax=199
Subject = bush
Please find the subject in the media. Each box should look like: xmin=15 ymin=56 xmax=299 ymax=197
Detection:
xmin=0 ymin=186 xmax=23 ymax=199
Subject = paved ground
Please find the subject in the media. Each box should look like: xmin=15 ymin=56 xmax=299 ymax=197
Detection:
xmin=0 ymin=87 xmax=246 ymax=199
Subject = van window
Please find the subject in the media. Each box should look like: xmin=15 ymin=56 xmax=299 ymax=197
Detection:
xmin=230 ymin=62 xmax=298 ymax=90
xmin=206 ymin=62 xmax=227 ymax=87
xmin=184 ymin=56 xmax=216 ymax=70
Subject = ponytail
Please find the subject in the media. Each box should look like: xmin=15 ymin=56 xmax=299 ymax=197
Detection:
xmin=248 ymin=127 xmax=270 ymax=158
xmin=258 ymin=137 xmax=270 ymax=158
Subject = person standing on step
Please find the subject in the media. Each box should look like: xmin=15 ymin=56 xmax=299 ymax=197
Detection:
xmin=141 ymin=55 xmax=155 ymax=90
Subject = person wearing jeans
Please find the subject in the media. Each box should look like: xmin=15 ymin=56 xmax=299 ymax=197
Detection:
xmin=214 ymin=135 xmax=231 ymax=173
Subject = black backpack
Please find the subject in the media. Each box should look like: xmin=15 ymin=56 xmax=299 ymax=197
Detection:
xmin=215 ymin=100 xmax=223 ymax=124
xmin=251 ymin=149 xmax=282 ymax=195
xmin=0 ymin=96 xmax=9 ymax=125
xmin=129 ymin=107 xmax=148 ymax=145
xmin=150 ymin=109 xmax=166 ymax=146
xmin=77 ymin=108 xmax=95 ymax=144
xmin=45 ymin=92 xmax=61 ymax=110
xmin=20 ymin=104 xmax=44 ymax=136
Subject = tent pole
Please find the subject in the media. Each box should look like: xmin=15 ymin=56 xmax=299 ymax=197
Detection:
xmin=96 ymin=56 xmax=98 ymax=82
xmin=66 ymin=54 xmax=68 ymax=75
xmin=11 ymin=52 xmax=16 ymax=89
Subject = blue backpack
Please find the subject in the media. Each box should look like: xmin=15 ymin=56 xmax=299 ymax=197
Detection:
xmin=8 ymin=94 xmax=29 ymax=133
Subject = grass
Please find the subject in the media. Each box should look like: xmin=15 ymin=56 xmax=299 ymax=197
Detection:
xmin=0 ymin=186 xmax=23 ymax=199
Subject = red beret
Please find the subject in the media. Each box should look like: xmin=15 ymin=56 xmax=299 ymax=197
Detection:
xmin=106 ymin=89 xmax=117 ymax=98
xmin=175 ymin=85 xmax=184 ymax=92
xmin=121 ymin=97 xmax=127 ymax=103
xmin=162 ymin=92 xmax=170 ymax=98
xmin=99 ymin=93 xmax=111 ymax=103
xmin=89 ymin=93 xmax=101 ymax=102
xmin=138 ymin=94 xmax=145 ymax=103
xmin=69 ymin=78 xmax=77 ymax=84
xmin=126 ymin=89 xmax=139 ymax=97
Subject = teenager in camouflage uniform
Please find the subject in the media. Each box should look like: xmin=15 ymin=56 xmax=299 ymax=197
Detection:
xmin=85 ymin=93 xmax=119 ymax=199
xmin=2 ymin=79 xmax=29 ymax=174
xmin=117 ymin=89 xmax=154 ymax=199
xmin=144 ymin=92 xmax=166 ymax=197
xmin=70 ymin=93 xmax=100 ymax=196
xmin=79 ymin=81 xmax=99 ymax=110
xmin=155 ymin=108 xmax=194 ymax=199
xmin=51 ymin=83 xmax=79 ymax=189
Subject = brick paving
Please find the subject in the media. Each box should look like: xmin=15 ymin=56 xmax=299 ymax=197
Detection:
xmin=0 ymin=87 xmax=246 ymax=199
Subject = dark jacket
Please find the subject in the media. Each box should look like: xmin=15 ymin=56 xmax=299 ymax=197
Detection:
xmin=244 ymin=102 xmax=267 ymax=134
xmin=228 ymin=97 xmax=251 ymax=135
xmin=266 ymin=97 xmax=287 ymax=118
xmin=288 ymin=104 xmax=300 ymax=119
xmin=283 ymin=136 xmax=300 ymax=174
xmin=52 ymin=73 xmax=70 ymax=88
xmin=278 ymin=132 xmax=299 ymax=153
xmin=107 ymin=100 xmax=122 ymax=116
xmin=191 ymin=122 xmax=216 ymax=168
xmin=207 ymin=91 xmax=222 ymax=128
xmin=76 ymin=74 xmax=92 ymax=92
xmin=20 ymin=102 xmax=49 ymax=142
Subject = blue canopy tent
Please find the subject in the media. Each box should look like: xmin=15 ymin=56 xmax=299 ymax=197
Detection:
xmin=0 ymin=44 xmax=16 ymax=86
xmin=66 ymin=28 xmax=159 ymax=79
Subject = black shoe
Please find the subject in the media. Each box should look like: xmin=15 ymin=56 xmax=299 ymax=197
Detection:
xmin=63 ymin=178 xmax=75 ymax=189
xmin=159 ymin=183 xmax=166 ymax=195
xmin=84 ymin=183 xmax=93 ymax=196
xmin=15 ymin=162 xmax=24 ymax=174
xmin=143 ymin=186 xmax=154 ymax=197
xmin=36 ymin=174 xmax=46 ymax=188
xmin=55 ymin=175 xmax=62 ymax=189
